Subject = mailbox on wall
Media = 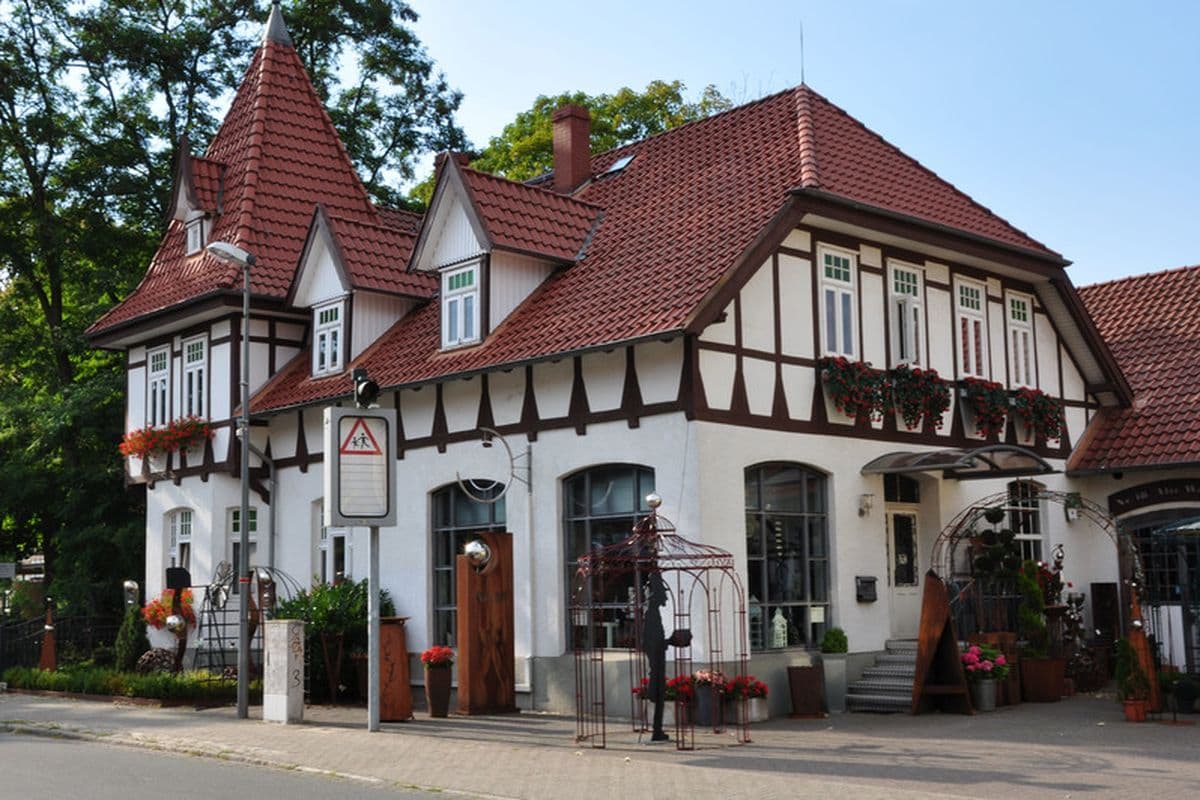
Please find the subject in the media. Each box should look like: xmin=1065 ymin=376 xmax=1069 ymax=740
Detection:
xmin=856 ymin=576 xmax=878 ymax=603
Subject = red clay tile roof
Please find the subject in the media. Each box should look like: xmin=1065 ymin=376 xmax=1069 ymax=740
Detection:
xmin=253 ymin=85 xmax=1066 ymax=413
xmin=794 ymin=88 xmax=1055 ymax=256
xmin=325 ymin=212 xmax=435 ymax=297
xmin=1072 ymin=266 xmax=1200 ymax=471
xmin=376 ymin=206 xmax=424 ymax=236
xmin=88 ymin=34 xmax=376 ymax=337
xmin=458 ymin=166 xmax=601 ymax=262
xmin=190 ymin=156 xmax=225 ymax=213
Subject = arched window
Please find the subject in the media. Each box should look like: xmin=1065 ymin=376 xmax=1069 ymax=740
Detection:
xmin=563 ymin=464 xmax=655 ymax=646
xmin=744 ymin=463 xmax=829 ymax=650
xmin=1008 ymin=480 xmax=1044 ymax=562
xmin=431 ymin=482 xmax=505 ymax=646
xmin=168 ymin=509 xmax=193 ymax=571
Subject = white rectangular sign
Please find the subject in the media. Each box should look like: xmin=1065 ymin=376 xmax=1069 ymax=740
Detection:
xmin=324 ymin=407 xmax=396 ymax=527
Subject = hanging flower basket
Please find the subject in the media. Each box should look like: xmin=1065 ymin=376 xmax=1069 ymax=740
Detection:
xmin=820 ymin=357 xmax=887 ymax=423
xmin=142 ymin=588 xmax=196 ymax=629
xmin=119 ymin=416 xmax=213 ymax=460
xmin=889 ymin=365 xmax=951 ymax=430
xmin=962 ymin=378 xmax=1008 ymax=438
xmin=1011 ymin=387 xmax=1063 ymax=441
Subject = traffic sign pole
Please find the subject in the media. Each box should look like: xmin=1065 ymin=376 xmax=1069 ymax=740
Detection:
xmin=368 ymin=525 xmax=380 ymax=732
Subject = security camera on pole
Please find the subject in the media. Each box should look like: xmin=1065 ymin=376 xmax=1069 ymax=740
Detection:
xmin=324 ymin=367 xmax=395 ymax=731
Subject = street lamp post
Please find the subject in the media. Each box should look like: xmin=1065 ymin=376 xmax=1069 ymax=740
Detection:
xmin=206 ymin=240 xmax=255 ymax=720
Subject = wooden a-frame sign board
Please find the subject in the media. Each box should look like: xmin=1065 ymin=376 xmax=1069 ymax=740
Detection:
xmin=911 ymin=570 xmax=973 ymax=715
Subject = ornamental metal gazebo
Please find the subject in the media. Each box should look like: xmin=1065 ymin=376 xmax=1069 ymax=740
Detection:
xmin=571 ymin=495 xmax=750 ymax=751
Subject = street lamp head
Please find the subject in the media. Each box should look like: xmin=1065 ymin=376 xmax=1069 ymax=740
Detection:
xmin=206 ymin=241 xmax=256 ymax=267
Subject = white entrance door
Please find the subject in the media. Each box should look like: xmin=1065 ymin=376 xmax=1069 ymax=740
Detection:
xmin=887 ymin=510 xmax=921 ymax=638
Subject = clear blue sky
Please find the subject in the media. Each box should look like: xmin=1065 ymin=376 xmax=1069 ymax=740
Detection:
xmin=409 ymin=1 xmax=1198 ymax=286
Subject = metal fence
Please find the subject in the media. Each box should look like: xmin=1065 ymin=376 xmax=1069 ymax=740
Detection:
xmin=0 ymin=615 xmax=121 ymax=672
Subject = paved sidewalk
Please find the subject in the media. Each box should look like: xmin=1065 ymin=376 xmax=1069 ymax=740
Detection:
xmin=2 ymin=690 xmax=1197 ymax=799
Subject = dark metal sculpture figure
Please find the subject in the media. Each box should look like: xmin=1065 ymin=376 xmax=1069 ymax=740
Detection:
xmin=642 ymin=572 xmax=670 ymax=741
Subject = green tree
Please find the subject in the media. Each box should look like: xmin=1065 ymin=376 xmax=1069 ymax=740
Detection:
xmin=477 ymin=81 xmax=729 ymax=180
xmin=409 ymin=80 xmax=729 ymax=205
xmin=0 ymin=0 xmax=464 ymax=614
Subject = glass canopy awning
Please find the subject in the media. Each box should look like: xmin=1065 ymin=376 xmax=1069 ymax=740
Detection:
xmin=860 ymin=445 xmax=1056 ymax=481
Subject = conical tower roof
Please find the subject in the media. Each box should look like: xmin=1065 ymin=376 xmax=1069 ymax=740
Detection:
xmin=90 ymin=4 xmax=376 ymax=337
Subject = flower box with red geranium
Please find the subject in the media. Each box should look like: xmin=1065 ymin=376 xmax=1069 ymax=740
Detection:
xmin=961 ymin=378 xmax=1008 ymax=438
xmin=889 ymin=365 xmax=951 ymax=431
xmin=724 ymin=674 xmax=770 ymax=723
xmin=1011 ymin=387 xmax=1063 ymax=442
xmin=119 ymin=416 xmax=213 ymax=461
xmin=820 ymin=357 xmax=888 ymax=423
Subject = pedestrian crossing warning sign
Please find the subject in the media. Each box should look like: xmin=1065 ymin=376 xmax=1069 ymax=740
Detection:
xmin=339 ymin=418 xmax=383 ymax=456
xmin=324 ymin=407 xmax=396 ymax=527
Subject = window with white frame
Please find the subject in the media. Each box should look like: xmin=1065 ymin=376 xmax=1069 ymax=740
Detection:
xmin=168 ymin=509 xmax=192 ymax=571
xmin=1008 ymin=480 xmax=1044 ymax=562
xmin=1007 ymin=293 xmax=1035 ymax=387
xmin=229 ymin=507 xmax=258 ymax=593
xmin=818 ymin=246 xmax=857 ymax=358
xmin=318 ymin=525 xmax=350 ymax=584
xmin=312 ymin=300 xmax=344 ymax=375
xmin=431 ymin=482 xmax=505 ymax=646
xmin=183 ymin=337 xmax=206 ymax=418
xmin=442 ymin=263 xmax=480 ymax=348
xmin=185 ymin=218 xmax=207 ymax=255
xmin=147 ymin=347 xmax=169 ymax=427
xmin=888 ymin=262 xmax=924 ymax=366
xmin=955 ymin=278 xmax=988 ymax=378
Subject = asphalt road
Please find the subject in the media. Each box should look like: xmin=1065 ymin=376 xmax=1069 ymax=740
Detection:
xmin=0 ymin=734 xmax=451 ymax=800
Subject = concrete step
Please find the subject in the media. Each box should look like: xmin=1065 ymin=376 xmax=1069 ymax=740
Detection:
xmin=861 ymin=664 xmax=915 ymax=680
xmin=849 ymin=677 xmax=914 ymax=694
xmin=876 ymin=653 xmax=918 ymax=667
xmin=845 ymin=692 xmax=911 ymax=713
xmin=885 ymin=639 xmax=919 ymax=653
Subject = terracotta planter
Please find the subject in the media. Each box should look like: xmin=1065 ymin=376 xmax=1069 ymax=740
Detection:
xmin=1020 ymin=658 xmax=1065 ymax=703
xmin=424 ymin=666 xmax=451 ymax=718
xmin=1123 ymin=699 xmax=1148 ymax=722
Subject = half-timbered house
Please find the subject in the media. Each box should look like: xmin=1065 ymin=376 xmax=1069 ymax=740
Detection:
xmin=89 ymin=6 xmax=1144 ymax=713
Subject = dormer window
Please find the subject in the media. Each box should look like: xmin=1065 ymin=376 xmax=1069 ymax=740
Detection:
xmin=186 ymin=217 xmax=207 ymax=255
xmin=442 ymin=263 xmax=480 ymax=349
xmin=313 ymin=300 xmax=344 ymax=375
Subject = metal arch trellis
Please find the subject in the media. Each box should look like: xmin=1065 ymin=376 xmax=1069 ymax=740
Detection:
xmin=930 ymin=486 xmax=1141 ymax=634
xmin=570 ymin=497 xmax=750 ymax=751
xmin=192 ymin=562 xmax=305 ymax=677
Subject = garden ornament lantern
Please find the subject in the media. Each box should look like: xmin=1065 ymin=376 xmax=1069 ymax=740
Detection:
xmin=123 ymin=580 xmax=140 ymax=608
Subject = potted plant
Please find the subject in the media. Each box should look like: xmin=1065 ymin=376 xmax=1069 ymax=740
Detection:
xmin=889 ymin=365 xmax=951 ymax=431
xmin=692 ymin=668 xmax=727 ymax=727
xmin=1115 ymin=638 xmax=1150 ymax=722
xmin=962 ymin=643 xmax=1010 ymax=712
xmin=724 ymin=674 xmax=769 ymax=722
xmin=820 ymin=627 xmax=849 ymax=713
xmin=1017 ymin=560 xmax=1064 ymax=702
xmin=421 ymin=645 xmax=454 ymax=717
xmin=962 ymin=377 xmax=1008 ymax=439
xmin=820 ymin=357 xmax=888 ymax=423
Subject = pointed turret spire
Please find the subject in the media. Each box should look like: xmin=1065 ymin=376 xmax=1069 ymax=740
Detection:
xmin=263 ymin=1 xmax=293 ymax=46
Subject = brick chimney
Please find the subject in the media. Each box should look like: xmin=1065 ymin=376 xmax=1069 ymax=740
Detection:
xmin=552 ymin=104 xmax=591 ymax=193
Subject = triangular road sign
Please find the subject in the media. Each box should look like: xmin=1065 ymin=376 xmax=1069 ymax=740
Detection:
xmin=339 ymin=417 xmax=384 ymax=456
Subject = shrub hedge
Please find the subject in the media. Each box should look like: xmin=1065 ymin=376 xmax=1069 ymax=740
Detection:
xmin=2 ymin=665 xmax=260 ymax=704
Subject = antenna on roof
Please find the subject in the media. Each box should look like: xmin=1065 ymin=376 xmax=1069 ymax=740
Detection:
xmin=799 ymin=20 xmax=806 ymax=85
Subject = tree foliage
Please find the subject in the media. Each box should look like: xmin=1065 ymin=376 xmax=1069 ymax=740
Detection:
xmin=0 ymin=0 xmax=463 ymax=614
xmin=472 ymin=80 xmax=730 ymax=182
